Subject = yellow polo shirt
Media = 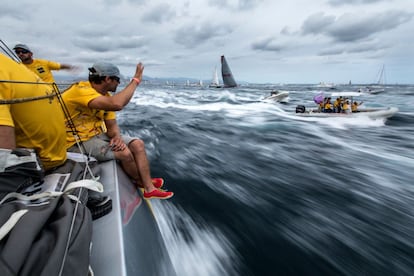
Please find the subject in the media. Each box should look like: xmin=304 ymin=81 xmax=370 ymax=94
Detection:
xmin=24 ymin=58 xmax=61 ymax=83
xmin=62 ymin=81 xmax=116 ymax=148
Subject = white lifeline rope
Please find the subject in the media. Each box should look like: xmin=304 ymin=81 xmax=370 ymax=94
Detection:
xmin=58 ymin=179 xmax=103 ymax=276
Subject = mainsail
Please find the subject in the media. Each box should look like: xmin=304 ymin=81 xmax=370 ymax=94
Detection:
xmin=210 ymin=66 xmax=220 ymax=86
xmin=221 ymin=55 xmax=237 ymax=88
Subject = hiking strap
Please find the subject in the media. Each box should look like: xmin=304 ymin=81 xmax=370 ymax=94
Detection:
xmin=0 ymin=209 xmax=28 ymax=240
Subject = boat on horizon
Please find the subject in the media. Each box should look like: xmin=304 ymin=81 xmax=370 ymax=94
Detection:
xmin=357 ymin=64 xmax=386 ymax=94
xmin=315 ymin=82 xmax=336 ymax=89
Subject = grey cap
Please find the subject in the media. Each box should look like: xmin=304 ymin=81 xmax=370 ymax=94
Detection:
xmin=13 ymin=44 xmax=31 ymax=52
xmin=89 ymin=62 xmax=121 ymax=78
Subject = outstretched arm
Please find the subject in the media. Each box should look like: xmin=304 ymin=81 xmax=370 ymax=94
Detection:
xmin=89 ymin=62 xmax=144 ymax=111
xmin=60 ymin=63 xmax=81 ymax=73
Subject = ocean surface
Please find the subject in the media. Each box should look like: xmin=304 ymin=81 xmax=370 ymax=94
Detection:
xmin=117 ymin=83 xmax=414 ymax=276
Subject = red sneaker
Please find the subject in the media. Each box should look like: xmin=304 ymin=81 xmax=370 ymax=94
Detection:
xmin=152 ymin=178 xmax=164 ymax=189
xmin=143 ymin=189 xmax=174 ymax=200
xmin=136 ymin=178 xmax=164 ymax=189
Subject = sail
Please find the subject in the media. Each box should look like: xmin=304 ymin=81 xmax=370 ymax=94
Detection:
xmin=221 ymin=55 xmax=237 ymax=88
xmin=211 ymin=66 xmax=219 ymax=86
xmin=376 ymin=64 xmax=386 ymax=85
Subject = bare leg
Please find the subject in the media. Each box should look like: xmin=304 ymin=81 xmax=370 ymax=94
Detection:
xmin=128 ymin=139 xmax=156 ymax=193
xmin=112 ymin=139 xmax=173 ymax=199
xmin=113 ymin=149 xmax=141 ymax=182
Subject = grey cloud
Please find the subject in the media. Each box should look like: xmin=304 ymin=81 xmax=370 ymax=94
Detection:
xmin=73 ymin=36 xmax=145 ymax=52
xmin=318 ymin=41 xmax=389 ymax=56
xmin=280 ymin=26 xmax=293 ymax=35
xmin=318 ymin=48 xmax=345 ymax=56
xmin=208 ymin=0 xmax=263 ymax=10
xmin=301 ymin=12 xmax=336 ymax=35
xmin=126 ymin=0 xmax=147 ymax=4
xmin=142 ymin=3 xmax=176 ymax=23
xmin=328 ymin=0 xmax=385 ymax=6
xmin=302 ymin=10 xmax=413 ymax=42
xmin=251 ymin=37 xmax=285 ymax=52
xmin=174 ymin=23 xmax=233 ymax=48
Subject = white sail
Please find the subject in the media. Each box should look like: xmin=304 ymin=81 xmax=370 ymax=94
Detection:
xmin=209 ymin=66 xmax=221 ymax=88
xmin=211 ymin=67 xmax=219 ymax=86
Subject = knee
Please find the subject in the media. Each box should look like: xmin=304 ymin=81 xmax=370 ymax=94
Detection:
xmin=129 ymin=139 xmax=146 ymax=153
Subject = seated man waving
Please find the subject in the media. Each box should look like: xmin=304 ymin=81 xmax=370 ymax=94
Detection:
xmin=62 ymin=61 xmax=173 ymax=199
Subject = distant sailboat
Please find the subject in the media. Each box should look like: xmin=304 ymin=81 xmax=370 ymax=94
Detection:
xmin=209 ymin=66 xmax=221 ymax=88
xmin=369 ymin=64 xmax=386 ymax=94
xmin=358 ymin=64 xmax=386 ymax=94
xmin=221 ymin=55 xmax=237 ymax=88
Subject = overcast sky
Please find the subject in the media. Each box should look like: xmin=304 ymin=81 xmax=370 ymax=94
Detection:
xmin=2 ymin=0 xmax=413 ymax=84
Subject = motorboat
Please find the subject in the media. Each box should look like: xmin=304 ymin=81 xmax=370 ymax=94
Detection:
xmin=263 ymin=90 xmax=289 ymax=103
xmin=295 ymin=92 xmax=398 ymax=119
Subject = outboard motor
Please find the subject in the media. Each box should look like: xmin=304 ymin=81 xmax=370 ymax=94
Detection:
xmin=295 ymin=105 xmax=306 ymax=113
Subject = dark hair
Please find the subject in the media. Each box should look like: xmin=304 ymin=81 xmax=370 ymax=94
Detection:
xmin=88 ymin=74 xmax=106 ymax=84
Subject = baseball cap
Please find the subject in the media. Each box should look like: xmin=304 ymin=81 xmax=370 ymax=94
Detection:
xmin=13 ymin=44 xmax=31 ymax=52
xmin=89 ymin=62 xmax=121 ymax=78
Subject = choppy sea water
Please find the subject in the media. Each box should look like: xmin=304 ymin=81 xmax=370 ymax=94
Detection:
xmin=117 ymin=83 xmax=414 ymax=276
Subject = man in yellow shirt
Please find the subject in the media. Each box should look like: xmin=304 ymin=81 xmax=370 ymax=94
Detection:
xmin=13 ymin=44 xmax=76 ymax=83
xmin=0 ymin=52 xmax=67 ymax=170
xmin=62 ymin=61 xmax=173 ymax=200
xmin=352 ymin=101 xmax=363 ymax=112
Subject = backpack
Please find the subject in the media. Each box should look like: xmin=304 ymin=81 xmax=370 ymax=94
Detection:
xmin=0 ymin=150 xmax=103 ymax=276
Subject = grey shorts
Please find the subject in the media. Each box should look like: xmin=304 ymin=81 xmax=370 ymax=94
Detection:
xmin=68 ymin=134 xmax=136 ymax=161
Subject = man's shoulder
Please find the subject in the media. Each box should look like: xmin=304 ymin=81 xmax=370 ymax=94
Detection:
xmin=33 ymin=58 xmax=49 ymax=64
xmin=63 ymin=81 xmax=100 ymax=101
xmin=66 ymin=81 xmax=93 ymax=91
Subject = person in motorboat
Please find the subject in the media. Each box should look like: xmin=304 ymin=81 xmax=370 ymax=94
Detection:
xmin=317 ymin=97 xmax=327 ymax=112
xmin=352 ymin=101 xmax=363 ymax=112
xmin=13 ymin=43 xmax=78 ymax=83
xmin=62 ymin=61 xmax=174 ymax=200
xmin=333 ymin=96 xmax=343 ymax=113
xmin=323 ymin=97 xmax=333 ymax=113
xmin=342 ymin=100 xmax=351 ymax=114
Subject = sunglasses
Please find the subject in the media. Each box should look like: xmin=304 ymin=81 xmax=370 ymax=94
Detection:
xmin=15 ymin=50 xmax=30 ymax=54
xmin=109 ymin=76 xmax=120 ymax=83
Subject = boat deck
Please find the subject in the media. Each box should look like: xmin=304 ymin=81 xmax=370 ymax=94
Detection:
xmin=90 ymin=160 xmax=176 ymax=276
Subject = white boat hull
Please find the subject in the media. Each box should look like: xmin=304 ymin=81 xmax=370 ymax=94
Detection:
xmin=90 ymin=160 xmax=176 ymax=276
xmin=295 ymin=107 xmax=398 ymax=119
xmin=263 ymin=91 xmax=289 ymax=103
